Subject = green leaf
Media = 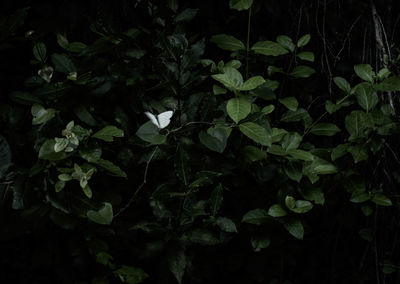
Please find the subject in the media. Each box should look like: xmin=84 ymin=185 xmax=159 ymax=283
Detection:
xmin=279 ymin=97 xmax=298 ymax=111
xmin=58 ymin=174 xmax=72 ymax=181
xmin=188 ymin=229 xmax=219 ymax=245
xmin=283 ymin=219 xmax=304 ymax=240
xmin=174 ymin=8 xmax=198 ymax=22
xmin=227 ymin=97 xmax=251 ymax=123
xmin=325 ymin=100 xmax=341 ymax=114
xmin=31 ymin=104 xmax=56 ymax=125
xmin=331 ymin=143 xmax=349 ymax=161
xmin=82 ymin=184 xmax=92 ymax=198
xmin=242 ymin=145 xmax=267 ymax=162
xmin=271 ymin=128 xmax=288 ymax=143
xmin=92 ymin=126 xmax=124 ymax=142
xmin=73 ymin=105 xmax=96 ymax=126
xmin=251 ymin=41 xmax=289 ymax=56
xmin=95 ymin=158 xmax=127 ymax=178
xmin=168 ymin=249 xmax=186 ymax=284
xmin=284 ymin=160 xmax=302 ymax=183
xmin=276 ymin=35 xmax=295 ymax=51
xmin=251 ymin=236 xmax=271 ymax=252
xmin=281 ymin=132 xmax=302 ymax=151
xmin=242 ymin=209 xmax=269 ymax=225
xmin=297 ymin=34 xmax=311 ymax=47
xmin=33 ymin=42 xmax=46 ymax=63
xmin=229 ymin=0 xmax=253 ymax=11
xmin=310 ymin=123 xmax=341 ymax=136
xmin=350 ymin=192 xmax=371 ymax=203
xmin=239 ymin=122 xmax=271 ymax=146
xmin=268 ymin=204 xmax=288 ymax=217
xmin=333 ymin=77 xmax=351 ymax=94
xmin=345 ymin=110 xmax=373 ymax=141
xmin=261 ymin=105 xmax=275 ymax=115
xmin=240 ymin=76 xmax=266 ymax=91
xmin=291 ymin=200 xmax=313 ymax=214
xmin=212 ymin=67 xmax=243 ymax=91
xmin=87 ymin=202 xmax=113 ymax=225
xmin=213 ymin=84 xmax=227 ymax=95
xmin=281 ymin=108 xmax=308 ymax=122
xmin=354 ymin=83 xmax=378 ymax=111
xmin=113 ymin=266 xmax=149 ymax=284
xmin=136 ymin=122 xmax=166 ymax=145
xmin=287 ymin=149 xmax=314 ymax=161
xmin=39 ymin=140 xmax=67 ymax=161
xmin=296 ymin=51 xmax=314 ymax=62
xmin=290 ymin=65 xmax=315 ymax=78
xmin=371 ymin=193 xmax=392 ymax=206
xmin=199 ymin=131 xmax=226 ymax=153
xmin=216 ymin=217 xmax=237 ymax=233
xmin=375 ymin=76 xmax=400 ymax=91
xmin=285 ymin=196 xmax=296 ymax=209
xmin=347 ymin=144 xmax=369 ymax=163
xmin=354 ymin=64 xmax=374 ymax=83
xmin=210 ymin=34 xmax=245 ymax=51
xmin=51 ymin=53 xmax=76 ymax=73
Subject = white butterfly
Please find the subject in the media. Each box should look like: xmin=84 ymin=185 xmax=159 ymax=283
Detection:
xmin=145 ymin=110 xmax=174 ymax=129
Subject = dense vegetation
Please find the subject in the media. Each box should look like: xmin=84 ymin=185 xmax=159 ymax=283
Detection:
xmin=1 ymin=0 xmax=400 ymax=283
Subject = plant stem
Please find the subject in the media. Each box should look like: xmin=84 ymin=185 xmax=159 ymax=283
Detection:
xmin=245 ymin=7 xmax=252 ymax=81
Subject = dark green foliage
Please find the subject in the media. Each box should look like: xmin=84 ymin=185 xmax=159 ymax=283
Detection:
xmin=1 ymin=0 xmax=400 ymax=283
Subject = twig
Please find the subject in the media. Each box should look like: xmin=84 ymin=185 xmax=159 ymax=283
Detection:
xmin=114 ymin=146 xmax=159 ymax=218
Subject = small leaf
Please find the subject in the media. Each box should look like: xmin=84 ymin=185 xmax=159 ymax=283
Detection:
xmin=95 ymin=158 xmax=127 ymax=178
xmin=242 ymin=209 xmax=269 ymax=225
xmin=229 ymin=0 xmax=254 ymax=11
xmin=216 ymin=217 xmax=237 ymax=233
xmin=174 ymin=8 xmax=198 ymax=22
xmin=310 ymin=123 xmax=341 ymax=136
xmin=333 ymin=77 xmax=351 ymax=94
xmin=296 ymin=51 xmax=314 ymax=62
xmin=212 ymin=67 xmax=244 ymax=91
xmin=276 ymin=35 xmax=295 ymax=51
xmin=279 ymin=97 xmax=298 ymax=111
xmin=87 ymin=202 xmax=113 ymax=225
xmin=226 ymin=97 xmax=251 ymax=123
xmin=239 ymin=122 xmax=272 ymax=146
xmin=240 ymin=76 xmax=266 ymax=91
xmin=284 ymin=160 xmax=302 ymax=183
xmin=31 ymin=104 xmax=56 ymax=125
xmin=51 ymin=53 xmax=76 ymax=73
xmin=136 ymin=121 xmax=166 ymax=144
xmin=347 ymin=144 xmax=369 ymax=163
xmin=209 ymin=184 xmax=223 ymax=216
xmin=375 ymin=76 xmax=400 ymax=91
xmin=283 ymin=219 xmax=304 ymax=240
xmin=92 ymin=126 xmax=124 ymax=142
xmin=281 ymin=132 xmax=302 ymax=151
xmin=33 ymin=42 xmax=46 ymax=63
xmin=297 ymin=34 xmax=311 ymax=47
xmin=261 ymin=105 xmax=275 ymax=115
xmin=251 ymin=236 xmax=271 ymax=252
xmin=210 ymin=34 xmax=245 ymax=51
xmin=290 ymin=66 xmax=315 ymax=78
xmin=251 ymin=41 xmax=289 ymax=56
xmin=268 ymin=204 xmax=288 ymax=217
xmin=371 ymin=193 xmax=392 ymax=206
xmin=168 ymin=249 xmax=186 ymax=284
xmin=199 ymin=131 xmax=226 ymax=153
xmin=354 ymin=83 xmax=378 ymax=111
xmin=350 ymin=192 xmax=371 ymax=203
xmin=354 ymin=64 xmax=374 ymax=83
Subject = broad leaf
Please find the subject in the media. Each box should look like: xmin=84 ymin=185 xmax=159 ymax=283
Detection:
xmin=290 ymin=66 xmax=315 ymax=78
xmin=283 ymin=219 xmax=304 ymax=240
xmin=210 ymin=34 xmax=245 ymax=51
xmin=310 ymin=123 xmax=340 ymax=136
xmin=354 ymin=64 xmax=374 ymax=83
xmin=297 ymin=34 xmax=311 ymax=47
xmin=242 ymin=209 xmax=269 ymax=225
xmin=251 ymin=41 xmax=289 ymax=56
xmin=92 ymin=126 xmax=124 ymax=142
xmin=279 ymin=97 xmax=298 ymax=111
xmin=239 ymin=122 xmax=271 ymax=146
xmin=226 ymin=97 xmax=251 ymax=123
xmin=87 ymin=202 xmax=113 ymax=225
xmin=229 ymin=0 xmax=254 ymax=11
xmin=240 ymin=76 xmax=266 ymax=91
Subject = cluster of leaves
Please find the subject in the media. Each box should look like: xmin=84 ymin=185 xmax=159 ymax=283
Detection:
xmin=1 ymin=0 xmax=400 ymax=283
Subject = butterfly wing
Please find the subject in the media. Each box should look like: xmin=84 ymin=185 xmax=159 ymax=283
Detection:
xmin=144 ymin=112 xmax=160 ymax=128
xmin=157 ymin=111 xmax=174 ymax=129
